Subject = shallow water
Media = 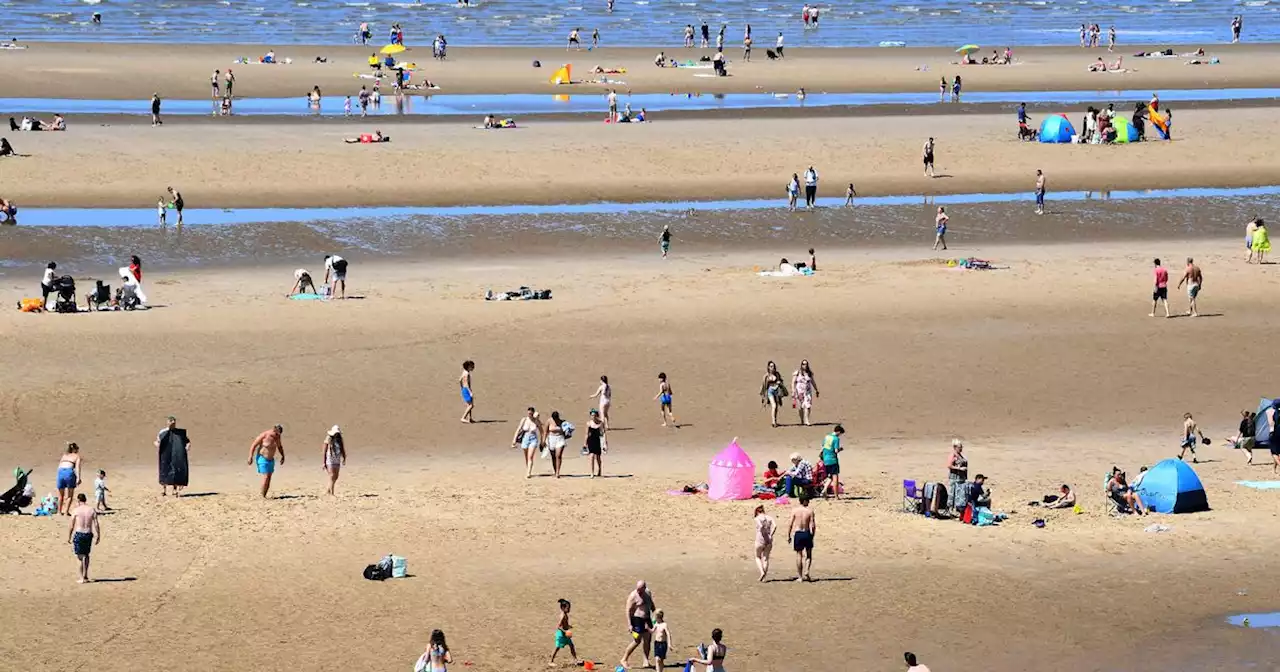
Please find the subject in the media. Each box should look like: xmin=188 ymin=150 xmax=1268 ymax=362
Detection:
xmin=1228 ymin=612 xmax=1280 ymax=628
xmin=7 ymin=87 xmax=1280 ymax=117
xmin=2 ymin=187 xmax=1276 ymax=272
xmin=0 ymin=0 xmax=1274 ymax=47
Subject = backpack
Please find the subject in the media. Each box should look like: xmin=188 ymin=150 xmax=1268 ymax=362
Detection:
xmin=363 ymin=563 xmax=391 ymax=581
xmin=332 ymin=258 xmax=348 ymax=274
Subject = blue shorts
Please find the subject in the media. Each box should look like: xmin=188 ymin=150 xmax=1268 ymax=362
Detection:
xmin=56 ymin=467 xmax=76 ymax=490
xmin=793 ymin=530 xmax=814 ymax=552
xmin=73 ymin=532 xmax=93 ymax=556
xmin=256 ymin=455 xmax=275 ymax=475
xmin=653 ymin=641 xmax=668 ymax=659
xmin=521 ymin=432 xmax=539 ymax=451
xmin=461 ymin=387 xmax=473 ymax=404
xmin=660 ymin=393 xmax=672 ymax=406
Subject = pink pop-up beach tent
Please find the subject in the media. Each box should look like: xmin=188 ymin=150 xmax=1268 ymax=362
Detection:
xmin=707 ymin=439 xmax=755 ymax=501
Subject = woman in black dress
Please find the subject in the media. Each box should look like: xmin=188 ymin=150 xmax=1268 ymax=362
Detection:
xmin=584 ymin=409 xmax=606 ymax=478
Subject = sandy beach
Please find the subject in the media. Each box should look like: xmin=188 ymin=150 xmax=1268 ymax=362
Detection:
xmin=2 ymin=42 xmax=1279 ymax=99
xmin=2 ymin=241 xmax=1280 ymax=671
xmin=4 ymin=32 xmax=1280 ymax=672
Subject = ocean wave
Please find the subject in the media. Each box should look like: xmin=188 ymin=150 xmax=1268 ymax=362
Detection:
xmin=894 ymin=5 xmax=920 ymax=12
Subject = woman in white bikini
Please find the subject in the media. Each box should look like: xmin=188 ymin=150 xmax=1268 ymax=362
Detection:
xmin=790 ymin=360 xmax=819 ymax=426
xmin=545 ymin=411 xmax=568 ymax=478
xmin=588 ymin=375 xmax=612 ymax=430
xmin=759 ymin=361 xmax=787 ymax=428
xmin=321 ymin=425 xmax=346 ymax=496
xmin=512 ymin=407 xmax=543 ymax=479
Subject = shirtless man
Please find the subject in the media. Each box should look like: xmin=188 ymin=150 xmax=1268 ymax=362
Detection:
xmin=67 ymin=493 xmax=100 ymax=584
xmin=786 ymin=495 xmax=816 ymax=581
xmin=248 ymin=424 xmax=286 ymax=498
xmin=1179 ymin=413 xmax=1205 ymax=463
xmin=621 ymin=580 xmax=656 ymax=669
xmin=1176 ymin=257 xmax=1203 ymax=317
xmin=459 ymin=360 xmax=476 ymax=423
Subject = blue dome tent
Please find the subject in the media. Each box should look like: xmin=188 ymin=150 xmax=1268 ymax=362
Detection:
xmin=1038 ymin=114 xmax=1075 ymax=143
xmin=1136 ymin=459 xmax=1208 ymax=514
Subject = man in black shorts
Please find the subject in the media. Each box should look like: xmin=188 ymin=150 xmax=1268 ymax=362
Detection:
xmin=1150 ymin=258 xmax=1170 ymax=318
xmin=621 ymin=580 xmax=656 ymax=668
xmin=786 ymin=495 xmax=816 ymax=581
xmin=922 ymin=137 xmax=935 ymax=178
xmin=151 ymin=93 xmax=163 ymax=126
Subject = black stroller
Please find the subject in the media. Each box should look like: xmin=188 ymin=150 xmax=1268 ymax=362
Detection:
xmin=50 ymin=275 xmax=78 ymax=313
xmin=0 ymin=468 xmax=32 ymax=514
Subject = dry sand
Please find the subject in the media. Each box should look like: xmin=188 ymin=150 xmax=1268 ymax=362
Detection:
xmin=1 ymin=43 xmax=1277 ymax=99
xmin=6 ymin=107 xmax=1280 ymax=208
xmin=2 ymin=240 xmax=1280 ymax=671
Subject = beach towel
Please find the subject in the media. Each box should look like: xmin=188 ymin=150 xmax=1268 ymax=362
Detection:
xmin=1237 ymin=481 xmax=1280 ymax=490
xmin=758 ymin=267 xmax=814 ymax=277
xmin=157 ymin=428 xmax=190 ymax=488
xmin=290 ymin=293 xmax=326 ymax=300
xmin=485 ymin=287 xmax=551 ymax=301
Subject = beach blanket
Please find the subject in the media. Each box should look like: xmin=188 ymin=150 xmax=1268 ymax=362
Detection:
xmin=290 ymin=293 xmax=326 ymax=301
xmin=0 ymin=43 xmax=28 ymax=50
xmin=758 ymin=267 xmax=814 ymax=277
xmin=1237 ymin=481 xmax=1280 ymax=490
xmin=157 ymin=428 xmax=190 ymax=488
xmin=485 ymin=287 xmax=551 ymax=301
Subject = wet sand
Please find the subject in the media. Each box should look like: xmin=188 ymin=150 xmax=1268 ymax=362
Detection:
xmin=2 ymin=240 xmax=1280 ymax=671
xmin=2 ymin=42 xmax=1278 ymax=99
xmin=7 ymin=107 xmax=1280 ymax=209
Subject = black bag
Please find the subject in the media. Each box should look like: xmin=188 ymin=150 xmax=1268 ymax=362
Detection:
xmin=332 ymin=258 xmax=349 ymax=274
xmin=363 ymin=563 xmax=391 ymax=581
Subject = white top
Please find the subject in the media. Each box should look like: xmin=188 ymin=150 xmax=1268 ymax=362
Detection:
xmin=907 ymin=666 xmax=931 ymax=672
xmin=295 ymin=268 xmax=309 ymax=280
xmin=777 ymin=35 xmax=784 ymax=47
xmin=325 ymin=255 xmax=344 ymax=271
xmin=157 ymin=202 xmax=166 ymax=216
xmin=94 ymin=477 xmax=105 ymax=497
xmin=607 ymin=91 xmax=617 ymax=104
xmin=42 ymin=268 xmax=55 ymax=285
xmin=804 ymin=168 xmax=818 ymax=186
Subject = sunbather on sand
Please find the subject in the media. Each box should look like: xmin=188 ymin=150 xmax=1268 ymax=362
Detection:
xmin=1045 ymin=484 xmax=1076 ymax=509
xmin=344 ymin=131 xmax=389 ymax=143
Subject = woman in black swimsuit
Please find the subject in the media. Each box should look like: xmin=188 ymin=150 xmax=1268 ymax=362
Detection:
xmin=167 ymin=186 xmax=184 ymax=227
xmin=583 ymin=409 xmax=606 ymax=478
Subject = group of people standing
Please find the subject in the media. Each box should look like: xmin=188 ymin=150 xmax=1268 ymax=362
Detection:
xmin=1079 ymin=23 xmax=1116 ymax=50
xmin=785 ymin=166 xmax=820 ymax=210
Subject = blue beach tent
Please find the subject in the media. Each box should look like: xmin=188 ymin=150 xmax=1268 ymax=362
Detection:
xmin=1136 ymin=459 xmax=1208 ymax=514
xmin=1038 ymin=114 xmax=1075 ymax=143
xmin=1253 ymin=398 xmax=1278 ymax=445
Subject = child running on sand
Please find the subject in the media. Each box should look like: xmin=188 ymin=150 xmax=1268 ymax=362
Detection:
xmin=93 ymin=470 xmax=110 ymax=512
xmin=550 ymin=599 xmax=581 ymax=666
xmin=655 ymin=373 xmax=676 ymax=427
xmin=414 ymin=630 xmax=452 ymax=672
xmin=652 ymin=610 xmax=672 ymax=670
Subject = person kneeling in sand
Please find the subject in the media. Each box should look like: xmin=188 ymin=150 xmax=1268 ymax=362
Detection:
xmin=344 ymin=130 xmax=389 ymax=143
xmin=1045 ymin=484 xmax=1076 ymax=509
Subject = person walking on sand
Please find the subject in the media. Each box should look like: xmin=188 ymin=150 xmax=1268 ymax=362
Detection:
xmin=589 ymin=375 xmax=612 ymax=430
xmin=67 ymin=493 xmax=100 ymax=584
xmin=622 ymin=580 xmax=656 ymax=669
xmin=1150 ymin=258 xmax=1171 ymax=318
xmin=1252 ymin=219 xmax=1270 ymax=264
xmin=701 ymin=21 xmax=710 ymax=48
xmin=415 ymin=629 xmax=452 ymax=672
xmin=545 ymin=411 xmax=569 ymax=478
xmin=687 ymin=628 xmax=726 ymax=672
xmin=225 ymin=69 xmax=235 ymax=98
xmin=150 ymin=93 xmax=162 ymax=126
xmin=56 ymin=442 xmax=82 ymax=516
xmin=655 ymin=372 xmax=676 ymax=427
xmin=513 ymin=407 xmax=543 ymax=479
xmin=786 ymin=173 xmax=800 ymax=211
xmin=93 ymin=470 xmax=110 ymax=512
xmin=786 ymin=495 xmax=816 ymax=581
xmin=776 ymin=31 xmax=785 ymax=57
xmin=660 ymin=224 xmax=672 ymax=258
xmin=1176 ymin=257 xmax=1203 ymax=317
xmin=459 ymin=360 xmax=476 ymax=423
xmin=742 ymin=33 xmax=753 ymax=61
xmin=844 ymin=183 xmax=857 ymax=207
xmin=1179 ymin=412 xmax=1206 ymax=463
xmin=923 ymin=137 xmax=935 ymax=178
xmin=1034 ymin=169 xmax=1046 ymax=215
xmin=607 ymin=89 xmax=618 ymax=121
xmin=791 ymin=360 xmax=818 ymax=426
xmin=1107 ymin=25 xmax=1116 ymax=52
xmin=156 ymin=415 xmax=191 ymax=497
xmin=592 ymin=28 xmax=600 ymax=48
xmin=760 ymin=360 xmax=787 ymax=428
xmin=651 ymin=610 xmax=672 ymax=670
xmin=568 ymin=28 xmax=581 ymax=50
xmin=322 ymin=425 xmax=346 ymax=495
xmin=933 ymin=206 xmax=949 ymax=251
xmin=550 ymin=599 xmax=581 ymax=667
xmin=1232 ymin=15 xmax=1242 ymax=43
xmin=803 ymin=166 xmax=819 ymax=208
xmin=248 ymin=424 xmax=285 ymax=498
xmin=167 ymin=186 xmax=184 ymax=227
xmin=584 ymin=409 xmax=607 ymax=477
xmin=951 ymin=75 xmax=962 ymax=102
xmin=753 ymin=504 xmax=776 ymax=581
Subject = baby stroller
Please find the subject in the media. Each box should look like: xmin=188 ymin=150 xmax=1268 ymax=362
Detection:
xmin=0 ymin=468 xmax=33 ymax=513
xmin=50 ymin=275 xmax=78 ymax=313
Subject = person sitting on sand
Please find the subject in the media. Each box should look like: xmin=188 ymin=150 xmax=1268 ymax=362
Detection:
xmin=1045 ymin=484 xmax=1076 ymax=509
xmin=483 ymin=114 xmax=495 ymax=129
xmin=263 ymin=49 xmax=276 ymax=63
xmin=1 ymin=197 xmax=19 ymax=224
xmin=344 ymin=131 xmax=389 ymax=143
xmin=1089 ymin=57 xmax=1106 ymax=72
xmin=761 ymin=460 xmax=782 ymax=489
xmin=1107 ymin=469 xmax=1146 ymax=515
xmin=45 ymin=114 xmax=65 ymax=131
xmin=290 ymin=269 xmax=317 ymax=295
xmin=654 ymin=51 xmax=666 ymax=67
xmin=8 ymin=117 xmax=18 ymax=132
xmin=0 ymin=137 xmax=15 ymax=157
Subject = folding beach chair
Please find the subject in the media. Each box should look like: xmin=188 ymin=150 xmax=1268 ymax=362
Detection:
xmin=902 ymin=479 xmax=923 ymax=514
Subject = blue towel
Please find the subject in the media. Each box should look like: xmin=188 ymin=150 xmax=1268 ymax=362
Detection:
xmin=1236 ymin=481 xmax=1280 ymax=490
xmin=290 ymin=293 xmax=326 ymax=301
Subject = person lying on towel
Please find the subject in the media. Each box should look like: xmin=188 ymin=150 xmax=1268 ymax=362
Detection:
xmin=344 ymin=131 xmax=390 ymax=143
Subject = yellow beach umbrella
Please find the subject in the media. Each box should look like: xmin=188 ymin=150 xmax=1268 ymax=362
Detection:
xmin=956 ymin=44 xmax=980 ymax=55
xmin=380 ymin=43 xmax=406 ymax=55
